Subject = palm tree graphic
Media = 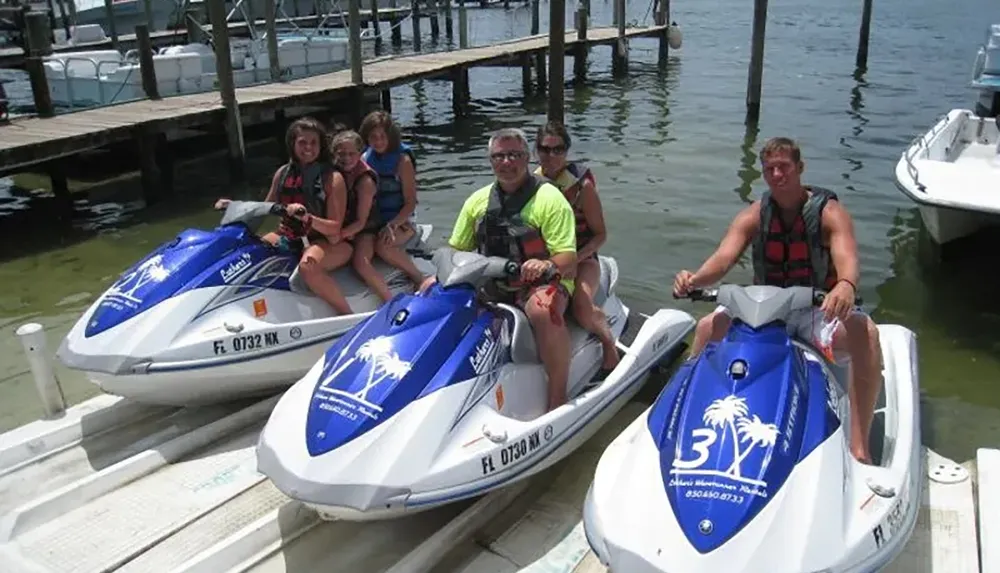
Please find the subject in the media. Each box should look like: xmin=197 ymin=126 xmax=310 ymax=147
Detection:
xmin=703 ymin=395 xmax=749 ymax=477
xmin=111 ymin=255 xmax=170 ymax=302
xmin=318 ymin=336 xmax=412 ymax=411
xmin=727 ymin=414 xmax=779 ymax=475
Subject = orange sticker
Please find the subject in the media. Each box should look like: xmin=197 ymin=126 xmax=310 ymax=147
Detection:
xmin=253 ymin=299 xmax=268 ymax=317
xmin=495 ymin=384 xmax=505 ymax=410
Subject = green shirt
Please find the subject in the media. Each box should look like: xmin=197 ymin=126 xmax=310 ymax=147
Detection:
xmin=449 ymin=179 xmax=577 ymax=294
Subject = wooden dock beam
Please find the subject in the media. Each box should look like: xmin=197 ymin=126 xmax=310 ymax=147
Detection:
xmin=547 ymin=0 xmax=566 ymax=122
xmin=208 ymin=0 xmax=246 ymax=181
xmin=855 ymin=0 xmax=873 ymax=70
xmin=612 ymin=0 xmax=627 ymax=76
xmin=656 ymin=0 xmax=669 ymax=68
xmin=349 ymin=0 xmax=363 ymax=83
xmin=135 ymin=25 xmax=159 ymax=100
xmin=451 ymin=66 xmax=470 ymax=116
xmin=573 ymin=8 xmax=588 ymax=83
xmin=23 ymin=11 xmax=54 ymax=118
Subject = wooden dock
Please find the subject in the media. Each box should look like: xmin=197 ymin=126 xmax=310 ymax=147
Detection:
xmin=0 ymin=25 xmax=667 ymax=172
xmin=0 ymin=8 xmax=423 ymax=69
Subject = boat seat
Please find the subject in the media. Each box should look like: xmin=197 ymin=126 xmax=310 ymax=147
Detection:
xmin=503 ymin=255 xmax=617 ymax=364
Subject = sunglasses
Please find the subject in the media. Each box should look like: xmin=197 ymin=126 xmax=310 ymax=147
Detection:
xmin=490 ymin=151 xmax=527 ymax=163
xmin=537 ymin=144 xmax=566 ymax=155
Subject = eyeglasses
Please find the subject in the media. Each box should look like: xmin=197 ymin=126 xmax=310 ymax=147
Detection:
xmin=490 ymin=151 xmax=527 ymax=163
xmin=537 ymin=144 xmax=566 ymax=155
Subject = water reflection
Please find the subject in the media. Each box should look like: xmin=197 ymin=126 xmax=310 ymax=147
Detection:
xmin=734 ymin=119 xmax=760 ymax=203
xmin=839 ymin=69 xmax=869 ymax=182
xmin=607 ymin=78 xmax=632 ymax=146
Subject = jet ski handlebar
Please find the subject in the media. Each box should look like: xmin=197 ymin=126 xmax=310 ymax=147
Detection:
xmin=676 ymin=285 xmax=863 ymax=307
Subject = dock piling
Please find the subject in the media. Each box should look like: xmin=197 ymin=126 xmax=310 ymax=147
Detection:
xmin=349 ymin=0 xmax=363 ymax=83
xmin=381 ymin=88 xmax=392 ymax=112
xmin=573 ymin=8 xmax=588 ymax=83
xmin=530 ymin=0 xmax=544 ymax=93
xmin=369 ymin=0 xmax=383 ymax=53
xmin=451 ymin=66 xmax=470 ymax=116
xmin=411 ymin=0 xmax=422 ymax=51
xmin=428 ymin=0 xmax=440 ymax=41
xmin=264 ymin=0 xmax=281 ymax=81
xmin=23 ymin=11 xmax=54 ymax=118
xmin=137 ymin=127 xmax=170 ymax=204
xmin=656 ymin=0 xmax=669 ymax=68
xmin=458 ymin=0 xmax=468 ymax=48
xmin=745 ymin=0 xmax=768 ymax=121
xmin=443 ymin=0 xmax=453 ymax=43
xmin=135 ymin=25 xmax=160 ymax=100
xmin=612 ymin=0 xmax=627 ymax=76
xmin=520 ymin=52 xmax=532 ymax=97
xmin=16 ymin=323 xmax=66 ymax=419
xmin=547 ymin=0 xmax=565 ymax=122
xmin=208 ymin=0 xmax=246 ymax=180
xmin=101 ymin=0 xmax=119 ymax=50
xmin=855 ymin=0 xmax=873 ymax=70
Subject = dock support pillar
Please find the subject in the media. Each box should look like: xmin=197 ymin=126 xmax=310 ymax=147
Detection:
xmin=48 ymin=161 xmax=72 ymax=223
xmin=208 ymin=0 xmax=245 ymax=181
xmin=370 ymin=0 xmax=383 ymax=54
xmin=458 ymin=0 xmax=467 ymax=47
xmin=137 ymin=127 xmax=171 ymax=205
xmin=274 ymin=109 xmax=288 ymax=164
xmin=451 ymin=66 xmax=469 ymax=117
xmin=443 ymin=0 xmax=453 ymax=43
xmin=381 ymin=88 xmax=391 ymax=112
xmin=349 ymin=0 xmax=363 ymax=83
xmin=530 ymin=0 xmax=538 ymax=35
xmin=547 ymin=0 xmax=565 ymax=123
xmin=745 ymin=0 xmax=768 ymax=121
xmin=101 ymin=0 xmax=119 ymax=50
xmin=573 ymin=8 xmax=587 ymax=83
xmin=264 ymin=0 xmax=281 ymax=81
xmin=24 ymin=11 xmax=55 ymax=118
xmin=855 ymin=0 xmax=873 ymax=70
xmin=411 ymin=0 xmax=422 ymax=51
xmin=611 ymin=0 xmax=627 ymax=77
xmin=656 ymin=0 xmax=669 ymax=68
xmin=428 ymin=0 xmax=440 ymax=41
xmin=520 ymin=53 xmax=532 ymax=97
xmin=135 ymin=24 xmax=160 ymax=100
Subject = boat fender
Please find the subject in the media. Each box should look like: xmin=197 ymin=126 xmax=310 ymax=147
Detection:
xmin=668 ymin=22 xmax=683 ymax=49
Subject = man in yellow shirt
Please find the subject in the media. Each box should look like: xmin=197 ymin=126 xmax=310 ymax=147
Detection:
xmin=425 ymin=128 xmax=579 ymax=411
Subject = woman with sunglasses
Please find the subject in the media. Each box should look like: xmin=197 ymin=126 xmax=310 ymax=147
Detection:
xmin=533 ymin=121 xmax=619 ymax=374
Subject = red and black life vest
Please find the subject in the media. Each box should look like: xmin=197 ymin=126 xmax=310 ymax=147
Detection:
xmin=275 ymin=162 xmax=330 ymax=240
xmin=537 ymin=162 xmax=597 ymax=250
xmin=340 ymin=159 xmax=380 ymax=233
xmin=475 ymin=176 xmax=551 ymax=287
xmin=751 ymin=186 xmax=838 ymax=289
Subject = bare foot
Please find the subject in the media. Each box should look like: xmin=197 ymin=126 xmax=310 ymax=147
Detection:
xmin=850 ymin=445 xmax=873 ymax=465
xmin=601 ymin=342 xmax=621 ymax=371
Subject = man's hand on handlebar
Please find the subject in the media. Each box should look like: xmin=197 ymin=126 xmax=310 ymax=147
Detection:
xmin=673 ymin=270 xmax=697 ymax=298
xmin=820 ymin=280 xmax=856 ymax=323
xmin=521 ymin=259 xmax=556 ymax=284
xmin=214 ymin=198 xmax=232 ymax=211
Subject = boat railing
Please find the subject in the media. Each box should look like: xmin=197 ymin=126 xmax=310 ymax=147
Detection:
xmin=902 ymin=113 xmax=950 ymax=192
xmin=45 ymin=56 xmax=140 ymax=110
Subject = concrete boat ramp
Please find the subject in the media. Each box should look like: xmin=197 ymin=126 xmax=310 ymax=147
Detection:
xmin=0 ymin=395 xmax=995 ymax=573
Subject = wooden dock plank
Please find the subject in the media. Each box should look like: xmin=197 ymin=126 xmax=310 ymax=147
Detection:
xmin=0 ymin=26 xmax=667 ymax=170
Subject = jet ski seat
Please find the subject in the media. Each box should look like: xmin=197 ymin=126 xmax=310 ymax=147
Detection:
xmin=504 ymin=255 xmax=618 ymax=364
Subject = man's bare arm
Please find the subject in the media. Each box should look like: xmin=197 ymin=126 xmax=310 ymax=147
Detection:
xmin=823 ymin=201 xmax=860 ymax=289
xmin=690 ymin=203 xmax=759 ymax=287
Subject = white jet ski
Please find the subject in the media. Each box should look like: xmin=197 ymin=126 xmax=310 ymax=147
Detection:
xmin=57 ymin=200 xmax=436 ymax=406
xmin=583 ymin=285 xmax=923 ymax=573
xmin=256 ymin=248 xmax=695 ymax=521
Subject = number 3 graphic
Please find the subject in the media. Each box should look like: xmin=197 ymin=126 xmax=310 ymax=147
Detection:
xmin=673 ymin=428 xmax=717 ymax=469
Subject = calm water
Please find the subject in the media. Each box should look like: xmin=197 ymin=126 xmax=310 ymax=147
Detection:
xmin=2 ymin=0 xmax=999 ymax=462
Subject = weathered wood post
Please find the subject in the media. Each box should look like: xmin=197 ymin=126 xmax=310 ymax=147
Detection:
xmin=520 ymin=52 xmax=532 ymax=97
xmin=207 ymin=0 xmax=246 ymax=180
xmin=52 ymin=0 xmax=71 ymax=40
xmin=185 ymin=3 xmax=204 ymax=43
xmin=136 ymin=126 xmax=171 ymax=205
xmin=855 ymin=0 xmax=873 ymax=70
xmin=656 ymin=0 xmax=669 ymax=68
xmin=43 ymin=0 xmax=58 ymax=43
xmin=573 ymin=7 xmax=587 ymax=82
xmin=381 ymin=88 xmax=391 ymax=112
xmin=142 ymin=0 xmax=154 ymax=30
xmin=451 ymin=65 xmax=469 ymax=116
xmin=547 ymin=0 xmax=565 ymax=122
xmin=411 ymin=0 xmax=422 ymax=51
xmin=348 ymin=0 xmax=363 ymax=83
xmin=101 ymin=0 xmax=119 ymax=50
xmin=134 ymin=24 xmax=159 ymax=99
xmin=745 ymin=0 xmax=768 ymax=121
xmin=611 ymin=0 xmax=627 ymax=76
xmin=264 ymin=0 xmax=280 ymax=81
xmin=369 ymin=0 xmax=383 ymax=53
xmin=443 ymin=0 xmax=453 ymax=43
xmin=427 ymin=0 xmax=440 ymax=41
xmin=531 ymin=0 xmax=544 ymax=92
xmin=458 ymin=0 xmax=468 ymax=48
xmin=389 ymin=0 xmax=402 ymax=47
xmin=23 ymin=10 xmax=54 ymax=118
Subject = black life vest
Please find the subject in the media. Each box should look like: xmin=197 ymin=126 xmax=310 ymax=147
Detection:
xmin=341 ymin=159 xmax=380 ymax=233
xmin=537 ymin=162 xmax=596 ymax=249
xmin=474 ymin=175 xmax=551 ymax=270
xmin=751 ymin=186 xmax=839 ymax=289
xmin=275 ymin=162 xmax=330 ymax=239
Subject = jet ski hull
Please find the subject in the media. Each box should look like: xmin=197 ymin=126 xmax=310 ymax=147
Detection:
xmin=256 ymin=253 xmax=696 ymax=521
xmin=583 ymin=286 xmax=922 ymax=573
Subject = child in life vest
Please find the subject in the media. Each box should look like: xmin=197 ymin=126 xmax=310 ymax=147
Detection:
xmin=215 ymin=117 xmax=354 ymax=315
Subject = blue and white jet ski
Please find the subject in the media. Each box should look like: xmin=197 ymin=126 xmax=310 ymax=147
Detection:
xmin=57 ymin=201 xmax=436 ymax=406
xmin=583 ymin=285 xmax=923 ymax=573
xmin=256 ymin=248 xmax=695 ymax=520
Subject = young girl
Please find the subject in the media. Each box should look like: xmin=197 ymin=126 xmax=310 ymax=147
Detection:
xmin=534 ymin=120 xmax=619 ymax=372
xmin=330 ymin=130 xmax=390 ymax=299
xmin=357 ymin=110 xmax=426 ymax=297
xmin=216 ymin=117 xmax=354 ymax=315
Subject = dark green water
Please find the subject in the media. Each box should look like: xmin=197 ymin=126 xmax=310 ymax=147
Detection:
xmin=1 ymin=0 xmax=999 ymax=462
